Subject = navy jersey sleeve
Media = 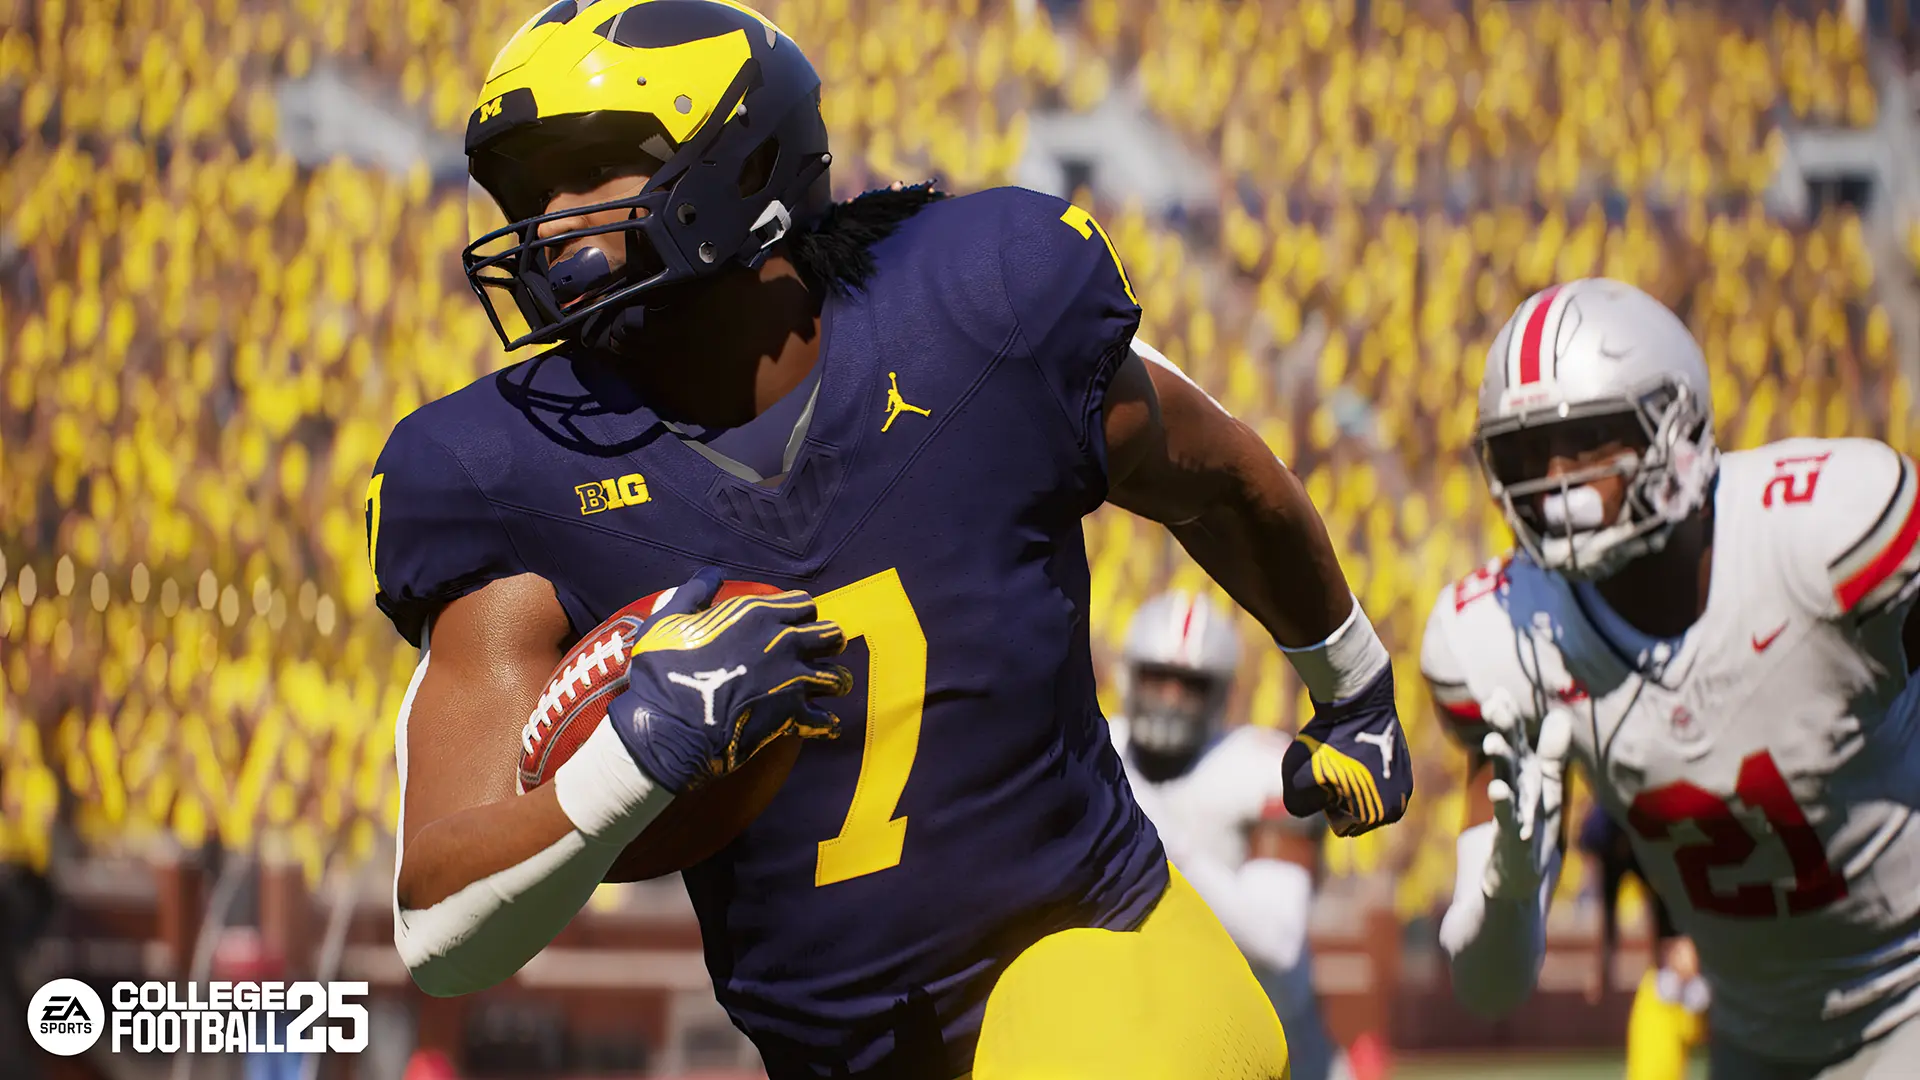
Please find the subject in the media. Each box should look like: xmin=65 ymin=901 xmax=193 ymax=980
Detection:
xmin=994 ymin=189 xmax=1143 ymax=485
xmin=367 ymin=414 xmax=527 ymax=647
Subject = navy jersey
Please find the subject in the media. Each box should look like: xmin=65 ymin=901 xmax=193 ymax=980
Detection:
xmin=370 ymin=187 xmax=1168 ymax=1078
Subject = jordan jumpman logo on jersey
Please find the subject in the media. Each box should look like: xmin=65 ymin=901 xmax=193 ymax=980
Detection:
xmin=882 ymin=372 xmax=932 ymax=432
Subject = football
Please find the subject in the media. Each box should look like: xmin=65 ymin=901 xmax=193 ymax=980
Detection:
xmin=517 ymin=578 xmax=802 ymax=883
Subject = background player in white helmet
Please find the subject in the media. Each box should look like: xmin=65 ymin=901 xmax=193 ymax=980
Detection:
xmin=1424 ymin=277 xmax=1920 ymax=1078
xmin=1112 ymin=590 xmax=1354 ymax=1080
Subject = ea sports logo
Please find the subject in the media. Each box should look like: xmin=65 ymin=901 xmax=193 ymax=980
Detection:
xmin=27 ymin=978 xmax=104 ymax=1055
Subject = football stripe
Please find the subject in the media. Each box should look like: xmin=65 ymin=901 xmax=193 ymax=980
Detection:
xmin=1836 ymin=465 xmax=1920 ymax=613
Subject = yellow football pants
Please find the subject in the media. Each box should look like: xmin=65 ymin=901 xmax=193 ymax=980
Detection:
xmin=1625 ymin=970 xmax=1706 ymax=1080
xmin=969 ymin=866 xmax=1292 ymax=1080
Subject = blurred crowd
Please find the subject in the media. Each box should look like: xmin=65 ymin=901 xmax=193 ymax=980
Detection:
xmin=0 ymin=0 xmax=1912 ymax=920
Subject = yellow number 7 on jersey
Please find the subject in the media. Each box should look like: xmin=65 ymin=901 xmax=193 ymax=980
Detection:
xmin=1059 ymin=204 xmax=1138 ymax=306
xmin=813 ymin=568 xmax=928 ymax=886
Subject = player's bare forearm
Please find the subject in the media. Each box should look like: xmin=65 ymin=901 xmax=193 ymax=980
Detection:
xmin=396 ymin=575 xmax=578 ymax=911
xmin=1104 ymin=348 xmax=1352 ymax=647
xmin=391 ymin=575 xmax=652 ymax=996
xmin=399 ymin=783 xmax=579 ymax=910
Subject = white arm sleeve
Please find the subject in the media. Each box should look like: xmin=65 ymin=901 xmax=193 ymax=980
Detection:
xmin=1438 ymin=821 xmax=1561 ymax=1018
xmin=397 ymin=827 xmax=617 ymax=998
xmin=392 ymin=639 xmax=674 ymax=997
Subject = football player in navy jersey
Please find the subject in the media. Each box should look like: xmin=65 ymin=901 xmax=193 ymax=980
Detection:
xmin=374 ymin=2 xmax=1411 ymax=1077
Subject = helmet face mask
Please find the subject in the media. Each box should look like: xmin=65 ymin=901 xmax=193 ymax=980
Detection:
xmin=1475 ymin=280 xmax=1719 ymax=582
xmin=1125 ymin=665 xmax=1223 ymax=761
xmin=1119 ymin=591 xmax=1240 ymax=773
xmin=1479 ymin=398 xmax=1660 ymax=580
xmin=466 ymin=171 xmax=675 ymax=351
xmin=463 ymin=0 xmax=833 ymax=353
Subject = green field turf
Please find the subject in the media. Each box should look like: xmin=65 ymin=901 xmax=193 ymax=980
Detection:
xmin=1395 ymin=1052 xmax=1708 ymax=1079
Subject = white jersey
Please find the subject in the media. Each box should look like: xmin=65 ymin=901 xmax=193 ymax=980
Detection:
xmin=1108 ymin=718 xmax=1314 ymax=872
xmin=1422 ymin=438 xmax=1920 ymax=1061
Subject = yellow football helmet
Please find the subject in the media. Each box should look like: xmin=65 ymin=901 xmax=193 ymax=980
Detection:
xmin=463 ymin=0 xmax=832 ymax=351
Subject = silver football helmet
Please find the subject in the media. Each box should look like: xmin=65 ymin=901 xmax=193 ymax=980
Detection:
xmin=1475 ymin=278 xmax=1719 ymax=581
xmin=1120 ymin=591 xmax=1240 ymax=760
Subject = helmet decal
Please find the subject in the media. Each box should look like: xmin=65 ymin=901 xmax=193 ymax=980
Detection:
xmin=462 ymin=0 xmax=831 ymax=352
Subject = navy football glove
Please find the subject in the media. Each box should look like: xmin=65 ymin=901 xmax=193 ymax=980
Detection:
xmin=608 ymin=568 xmax=852 ymax=795
xmin=1281 ymin=664 xmax=1413 ymax=837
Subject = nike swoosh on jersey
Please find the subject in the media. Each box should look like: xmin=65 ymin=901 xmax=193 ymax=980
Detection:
xmin=1752 ymin=622 xmax=1788 ymax=652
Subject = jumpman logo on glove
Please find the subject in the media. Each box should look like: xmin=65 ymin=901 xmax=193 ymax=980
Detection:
xmin=1282 ymin=665 xmax=1413 ymax=837
xmin=668 ymin=666 xmax=748 ymax=726
xmin=1355 ymin=727 xmax=1397 ymax=779
xmin=609 ymin=567 xmax=852 ymax=794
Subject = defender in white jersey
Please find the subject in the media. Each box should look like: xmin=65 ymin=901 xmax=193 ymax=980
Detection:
xmin=1425 ymin=278 xmax=1920 ymax=1079
xmin=1112 ymin=590 xmax=1353 ymax=1080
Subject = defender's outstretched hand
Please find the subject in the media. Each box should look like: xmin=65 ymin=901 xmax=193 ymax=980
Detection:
xmin=1480 ymin=691 xmax=1573 ymax=902
xmin=608 ymin=568 xmax=852 ymax=794
xmin=1281 ymin=665 xmax=1414 ymax=837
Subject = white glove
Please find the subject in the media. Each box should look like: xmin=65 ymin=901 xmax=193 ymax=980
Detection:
xmin=1478 ymin=691 xmax=1572 ymax=903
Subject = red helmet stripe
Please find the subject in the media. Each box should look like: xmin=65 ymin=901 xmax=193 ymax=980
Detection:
xmin=1517 ymin=284 xmax=1564 ymax=385
xmin=1177 ymin=594 xmax=1198 ymax=662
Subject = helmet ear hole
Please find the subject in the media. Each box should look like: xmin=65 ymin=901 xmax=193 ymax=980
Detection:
xmin=737 ymin=138 xmax=779 ymax=198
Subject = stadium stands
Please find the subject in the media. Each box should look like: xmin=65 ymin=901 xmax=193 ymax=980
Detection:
xmin=0 ymin=0 xmax=1907 ymax=926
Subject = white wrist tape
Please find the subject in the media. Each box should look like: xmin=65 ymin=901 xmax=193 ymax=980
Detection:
xmin=1280 ymin=597 xmax=1390 ymax=702
xmin=553 ymin=719 xmax=676 ymax=844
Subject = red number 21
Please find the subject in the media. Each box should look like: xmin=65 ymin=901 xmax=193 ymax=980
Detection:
xmin=1762 ymin=453 xmax=1831 ymax=508
xmin=1627 ymin=750 xmax=1846 ymax=918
